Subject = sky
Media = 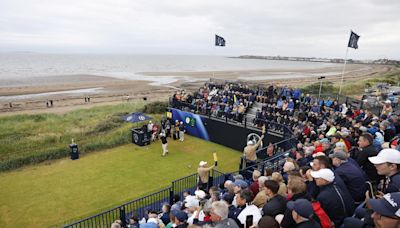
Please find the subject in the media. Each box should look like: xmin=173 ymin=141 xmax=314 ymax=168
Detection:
xmin=0 ymin=0 xmax=399 ymax=59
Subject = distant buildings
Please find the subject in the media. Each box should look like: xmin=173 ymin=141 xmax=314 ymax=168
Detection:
xmin=237 ymin=55 xmax=400 ymax=65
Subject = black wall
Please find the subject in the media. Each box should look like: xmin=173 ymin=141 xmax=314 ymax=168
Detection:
xmin=201 ymin=117 xmax=283 ymax=151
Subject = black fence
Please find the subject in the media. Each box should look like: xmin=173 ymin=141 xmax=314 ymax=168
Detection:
xmin=62 ymin=146 xmax=293 ymax=228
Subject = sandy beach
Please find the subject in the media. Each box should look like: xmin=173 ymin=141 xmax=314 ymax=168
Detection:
xmin=0 ymin=63 xmax=398 ymax=116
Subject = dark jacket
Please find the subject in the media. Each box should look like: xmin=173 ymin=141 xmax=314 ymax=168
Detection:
xmin=317 ymin=183 xmax=355 ymax=227
xmin=334 ymin=161 xmax=367 ymax=202
xmin=262 ymin=194 xmax=287 ymax=217
xmin=356 ymin=145 xmax=380 ymax=183
xmin=281 ymin=191 xmax=310 ymax=228
xmin=384 ymin=171 xmax=400 ymax=193
xmin=296 ymin=219 xmax=322 ymax=228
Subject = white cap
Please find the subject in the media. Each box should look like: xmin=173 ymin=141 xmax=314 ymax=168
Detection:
xmin=199 ymin=161 xmax=207 ymax=166
xmin=385 ymin=100 xmax=391 ymax=104
xmin=247 ymin=140 xmax=255 ymax=146
xmin=368 ymin=149 xmax=400 ymax=164
xmin=195 ymin=190 xmax=206 ymax=199
xmin=185 ymin=195 xmax=199 ymax=208
xmin=312 ymin=152 xmax=326 ymax=158
xmin=311 ymin=168 xmax=335 ymax=182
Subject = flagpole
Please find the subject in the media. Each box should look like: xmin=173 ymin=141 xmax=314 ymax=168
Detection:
xmin=338 ymin=42 xmax=350 ymax=99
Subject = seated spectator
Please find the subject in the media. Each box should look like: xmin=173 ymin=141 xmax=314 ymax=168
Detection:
xmin=236 ymin=189 xmax=262 ymax=227
xmin=210 ymin=201 xmax=239 ymax=228
xmin=171 ymin=210 xmax=188 ymax=228
xmin=344 ymin=192 xmax=400 ymax=228
xmin=262 ymin=180 xmax=287 ymax=217
xmin=271 ymin=172 xmax=287 ymax=196
xmin=160 ymin=203 xmax=171 ymax=225
xmin=252 ymin=176 xmax=269 ymax=208
xmin=330 ymin=151 xmax=367 ymax=202
xmin=287 ymin=199 xmax=321 ymax=228
xmin=357 ymin=133 xmax=381 ymax=185
xmin=249 ymin=170 xmax=261 ymax=196
xmin=368 ymin=148 xmax=400 ymax=194
xmin=281 ymin=175 xmax=310 ymax=228
xmin=311 ymin=168 xmax=355 ymax=227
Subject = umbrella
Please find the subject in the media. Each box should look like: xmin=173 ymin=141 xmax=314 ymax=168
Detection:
xmin=122 ymin=112 xmax=152 ymax=123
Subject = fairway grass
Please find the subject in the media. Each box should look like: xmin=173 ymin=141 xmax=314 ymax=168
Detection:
xmin=0 ymin=135 xmax=241 ymax=228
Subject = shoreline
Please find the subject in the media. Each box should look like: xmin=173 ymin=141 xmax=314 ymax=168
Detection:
xmin=0 ymin=63 xmax=398 ymax=115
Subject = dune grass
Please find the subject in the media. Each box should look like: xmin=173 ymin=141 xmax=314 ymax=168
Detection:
xmin=0 ymin=135 xmax=241 ymax=228
xmin=0 ymin=101 xmax=154 ymax=171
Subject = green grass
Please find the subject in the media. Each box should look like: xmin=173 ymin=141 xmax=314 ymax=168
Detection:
xmin=0 ymin=135 xmax=241 ymax=228
xmin=0 ymin=101 xmax=155 ymax=171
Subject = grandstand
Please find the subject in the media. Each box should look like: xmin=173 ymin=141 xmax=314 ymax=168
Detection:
xmin=62 ymin=81 xmax=400 ymax=228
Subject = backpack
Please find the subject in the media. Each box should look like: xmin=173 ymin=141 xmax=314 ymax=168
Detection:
xmin=312 ymin=201 xmax=334 ymax=228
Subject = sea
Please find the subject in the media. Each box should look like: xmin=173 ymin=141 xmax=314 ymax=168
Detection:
xmin=0 ymin=53 xmax=339 ymax=83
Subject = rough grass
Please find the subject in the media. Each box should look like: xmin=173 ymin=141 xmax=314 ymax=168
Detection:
xmin=0 ymin=135 xmax=241 ymax=228
xmin=0 ymin=101 xmax=154 ymax=171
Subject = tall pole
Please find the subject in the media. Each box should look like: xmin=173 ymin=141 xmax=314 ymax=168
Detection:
xmin=338 ymin=46 xmax=349 ymax=99
xmin=318 ymin=76 xmax=326 ymax=100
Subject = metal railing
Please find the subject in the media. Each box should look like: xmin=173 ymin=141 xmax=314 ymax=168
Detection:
xmin=171 ymin=173 xmax=199 ymax=200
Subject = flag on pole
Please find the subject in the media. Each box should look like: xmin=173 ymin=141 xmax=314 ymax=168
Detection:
xmin=348 ymin=31 xmax=360 ymax=49
xmin=215 ymin=34 xmax=226 ymax=46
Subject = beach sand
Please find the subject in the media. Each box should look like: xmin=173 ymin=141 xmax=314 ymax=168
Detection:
xmin=0 ymin=63 xmax=397 ymax=116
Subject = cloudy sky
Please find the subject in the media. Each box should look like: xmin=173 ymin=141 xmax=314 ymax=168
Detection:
xmin=0 ymin=0 xmax=399 ymax=59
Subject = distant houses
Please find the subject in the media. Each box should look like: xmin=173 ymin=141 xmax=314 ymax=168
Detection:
xmin=237 ymin=55 xmax=400 ymax=65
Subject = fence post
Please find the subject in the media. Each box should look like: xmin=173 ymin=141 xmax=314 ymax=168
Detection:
xmin=208 ymin=170 xmax=214 ymax=190
xmin=119 ymin=206 xmax=127 ymax=228
xmin=169 ymin=187 xmax=174 ymax=206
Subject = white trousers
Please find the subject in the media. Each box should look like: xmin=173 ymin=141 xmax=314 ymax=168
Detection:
xmin=179 ymin=131 xmax=184 ymax=141
xmin=162 ymin=143 xmax=168 ymax=156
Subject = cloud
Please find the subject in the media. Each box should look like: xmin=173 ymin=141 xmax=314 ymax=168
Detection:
xmin=0 ymin=0 xmax=399 ymax=59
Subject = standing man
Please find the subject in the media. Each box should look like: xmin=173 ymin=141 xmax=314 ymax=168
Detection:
xmin=179 ymin=121 xmax=185 ymax=142
xmin=160 ymin=131 xmax=168 ymax=157
xmin=197 ymin=161 xmax=215 ymax=190
xmin=243 ymin=134 xmax=264 ymax=167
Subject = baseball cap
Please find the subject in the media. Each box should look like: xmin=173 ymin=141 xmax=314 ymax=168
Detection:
xmin=194 ymin=190 xmax=206 ymax=199
xmin=368 ymin=149 xmax=400 ymax=165
xmin=247 ymin=140 xmax=255 ymax=146
xmin=312 ymin=152 xmax=326 ymax=158
xmin=329 ymin=151 xmax=348 ymax=160
xmin=199 ymin=161 xmax=207 ymax=166
xmin=233 ymin=179 xmax=248 ymax=189
xmin=287 ymin=199 xmax=314 ymax=219
xmin=171 ymin=209 xmax=189 ymax=222
xmin=310 ymin=168 xmax=335 ymax=182
xmin=368 ymin=193 xmax=400 ymax=218
xmin=184 ymin=195 xmax=199 ymax=208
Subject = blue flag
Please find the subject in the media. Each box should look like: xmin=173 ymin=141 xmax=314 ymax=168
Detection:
xmin=215 ymin=34 xmax=226 ymax=46
xmin=348 ymin=31 xmax=360 ymax=49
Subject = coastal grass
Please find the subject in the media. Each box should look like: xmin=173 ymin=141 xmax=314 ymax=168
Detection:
xmin=0 ymin=135 xmax=241 ymax=228
xmin=0 ymin=101 xmax=169 ymax=171
xmin=301 ymin=70 xmax=400 ymax=97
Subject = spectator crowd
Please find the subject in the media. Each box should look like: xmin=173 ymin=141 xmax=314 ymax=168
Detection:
xmin=114 ymin=82 xmax=400 ymax=228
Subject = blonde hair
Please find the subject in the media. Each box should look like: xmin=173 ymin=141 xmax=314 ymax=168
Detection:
xmin=271 ymin=172 xmax=283 ymax=183
xmin=287 ymin=176 xmax=306 ymax=195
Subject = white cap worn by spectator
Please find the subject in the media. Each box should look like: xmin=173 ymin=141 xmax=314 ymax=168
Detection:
xmin=310 ymin=168 xmax=335 ymax=183
xmin=247 ymin=140 xmax=255 ymax=146
xmin=199 ymin=161 xmax=207 ymax=166
xmin=195 ymin=190 xmax=206 ymax=200
xmin=312 ymin=152 xmax=326 ymax=158
xmin=185 ymin=195 xmax=200 ymax=208
xmin=368 ymin=149 xmax=400 ymax=164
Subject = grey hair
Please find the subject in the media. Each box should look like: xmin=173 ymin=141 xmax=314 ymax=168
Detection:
xmin=211 ymin=201 xmax=229 ymax=220
xmin=258 ymin=176 xmax=269 ymax=188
